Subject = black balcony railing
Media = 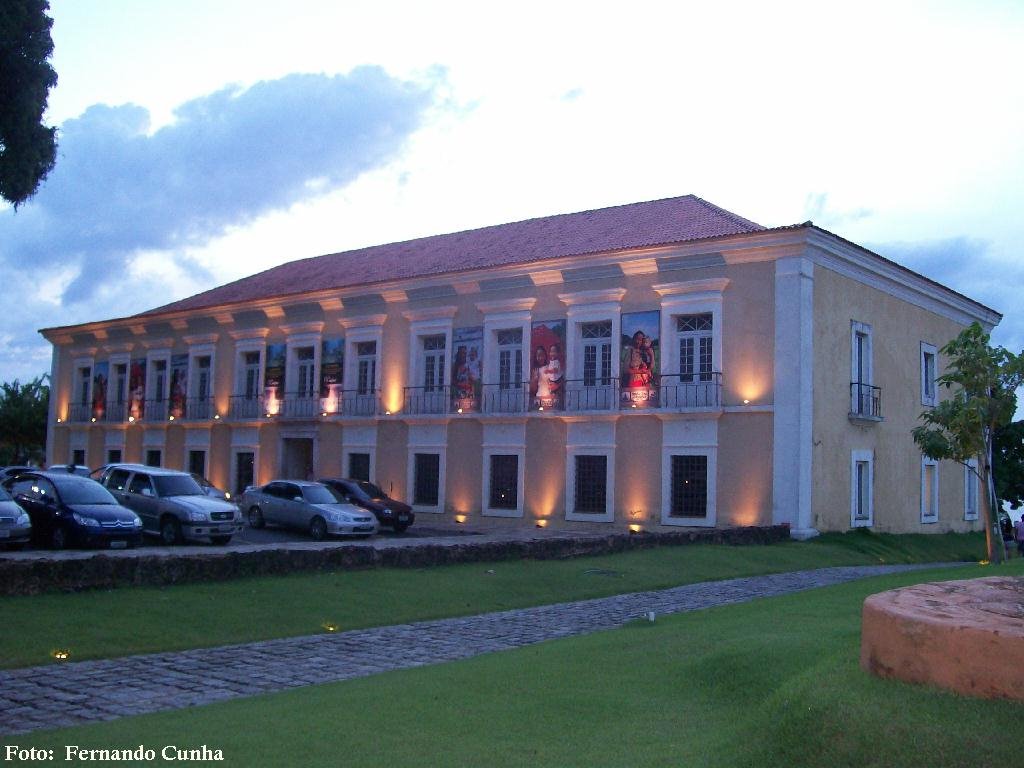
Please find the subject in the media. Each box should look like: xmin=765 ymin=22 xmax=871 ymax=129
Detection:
xmin=481 ymin=383 xmax=529 ymax=413
xmin=184 ymin=397 xmax=215 ymax=421
xmin=563 ymin=378 xmax=619 ymax=411
xmin=658 ymin=372 xmax=722 ymax=410
xmin=403 ymin=385 xmax=452 ymax=415
xmin=850 ymin=382 xmax=882 ymax=419
xmin=229 ymin=395 xmax=264 ymax=420
xmin=336 ymin=389 xmax=381 ymax=417
xmin=143 ymin=399 xmax=169 ymax=422
xmin=279 ymin=393 xmax=320 ymax=419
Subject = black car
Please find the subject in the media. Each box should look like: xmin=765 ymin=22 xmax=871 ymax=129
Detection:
xmin=318 ymin=478 xmax=414 ymax=533
xmin=5 ymin=471 xmax=143 ymax=549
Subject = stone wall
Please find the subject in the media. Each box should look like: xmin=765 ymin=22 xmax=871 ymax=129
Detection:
xmin=0 ymin=525 xmax=790 ymax=596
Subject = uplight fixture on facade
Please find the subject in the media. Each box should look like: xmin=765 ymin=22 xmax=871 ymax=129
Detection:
xmin=629 ymin=524 xmax=643 ymax=534
xmin=322 ymin=622 xmax=339 ymax=633
xmin=385 ymin=410 xmax=392 ymax=416
xmin=213 ymin=413 xmax=220 ymax=420
xmin=168 ymin=415 xmax=174 ymax=421
xmin=321 ymin=411 xmax=328 ymax=417
xmin=52 ymin=649 xmax=70 ymax=661
xmin=454 ymin=514 xmax=467 ymax=524
xmin=128 ymin=415 xmax=135 ymax=423
xmin=56 ymin=417 xmax=62 ymax=423
xmin=743 ymin=399 xmax=750 ymax=405
xmin=535 ymin=519 xmax=548 ymax=529
xmin=457 ymin=407 xmax=463 ymax=414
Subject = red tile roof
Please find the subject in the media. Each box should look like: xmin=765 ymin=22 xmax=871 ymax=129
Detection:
xmin=144 ymin=195 xmax=764 ymax=316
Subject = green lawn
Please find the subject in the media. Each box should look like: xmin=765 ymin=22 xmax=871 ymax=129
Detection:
xmin=13 ymin=560 xmax=1023 ymax=767
xmin=1 ymin=530 xmax=987 ymax=669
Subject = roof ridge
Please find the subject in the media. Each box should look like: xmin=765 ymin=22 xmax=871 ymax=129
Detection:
xmin=689 ymin=195 xmax=765 ymax=231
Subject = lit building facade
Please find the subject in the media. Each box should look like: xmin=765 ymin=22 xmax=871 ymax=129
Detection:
xmin=41 ymin=196 xmax=1000 ymax=536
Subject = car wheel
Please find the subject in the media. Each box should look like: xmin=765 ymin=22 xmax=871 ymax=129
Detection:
xmin=51 ymin=527 xmax=67 ymax=550
xmin=393 ymin=523 xmax=409 ymax=534
xmin=160 ymin=517 xmax=183 ymax=546
xmin=210 ymin=535 xmax=232 ymax=545
xmin=248 ymin=506 xmax=265 ymax=529
xmin=309 ymin=516 xmax=328 ymax=541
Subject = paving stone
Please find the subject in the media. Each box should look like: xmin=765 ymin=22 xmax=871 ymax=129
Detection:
xmin=0 ymin=563 xmax=959 ymax=735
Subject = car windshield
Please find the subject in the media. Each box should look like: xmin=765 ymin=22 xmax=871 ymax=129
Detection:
xmin=153 ymin=475 xmax=204 ymax=497
xmin=303 ymin=485 xmax=339 ymax=504
xmin=357 ymin=481 xmax=386 ymax=499
xmin=58 ymin=480 xmax=117 ymax=505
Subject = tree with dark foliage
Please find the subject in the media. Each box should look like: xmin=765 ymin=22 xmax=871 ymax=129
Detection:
xmin=0 ymin=0 xmax=58 ymax=207
xmin=994 ymin=420 xmax=1024 ymax=510
xmin=0 ymin=376 xmax=49 ymax=465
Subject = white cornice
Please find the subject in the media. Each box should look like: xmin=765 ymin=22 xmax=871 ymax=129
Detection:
xmin=102 ymin=343 xmax=134 ymax=354
xmin=229 ymin=327 xmax=270 ymax=341
xmin=141 ymin=338 xmax=174 ymax=350
xmin=476 ymin=297 xmax=537 ymax=314
xmin=170 ymin=318 xmax=188 ymax=330
xmin=381 ymin=289 xmax=408 ymax=303
xmin=402 ymin=306 xmax=458 ymax=322
xmin=339 ymin=313 xmax=387 ymax=330
xmin=453 ymin=281 xmax=480 ymax=295
xmin=263 ymin=306 xmax=285 ymax=319
xmin=319 ymin=297 xmax=344 ymax=312
xmin=280 ymin=321 xmax=325 ymax=337
xmin=183 ymin=333 xmax=219 ymax=346
xmin=652 ymin=278 xmax=731 ymax=297
xmin=530 ymin=270 xmax=563 ymax=286
xmin=558 ymin=288 xmax=628 ymax=306
xmin=619 ymin=258 xmax=659 ymax=276
xmin=806 ymin=230 xmax=1001 ymax=329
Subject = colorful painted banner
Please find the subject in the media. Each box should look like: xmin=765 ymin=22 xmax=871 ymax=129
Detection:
xmin=264 ymin=343 xmax=286 ymax=415
xmin=128 ymin=359 xmax=146 ymax=420
xmin=620 ymin=310 xmax=660 ymax=408
xmin=451 ymin=327 xmax=483 ymax=412
xmin=319 ymin=337 xmax=344 ymax=413
xmin=169 ymin=354 xmax=189 ymax=419
xmin=529 ymin=320 xmax=565 ymax=410
xmin=91 ymin=361 xmax=109 ymax=420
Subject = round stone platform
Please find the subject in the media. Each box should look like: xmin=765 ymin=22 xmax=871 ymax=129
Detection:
xmin=861 ymin=576 xmax=1024 ymax=700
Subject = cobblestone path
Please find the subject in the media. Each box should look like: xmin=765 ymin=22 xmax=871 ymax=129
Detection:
xmin=0 ymin=563 xmax=954 ymax=734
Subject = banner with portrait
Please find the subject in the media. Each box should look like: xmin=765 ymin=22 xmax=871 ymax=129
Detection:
xmin=91 ymin=361 xmax=109 ymax=420
xmin=128 ymin=359 xmax=146 ymax=420
xmin=264 ymin=343 xmax=286 ymax=415
xmin=169 ymin=354 xmax=189 ymax=419
xmin=620 ymin=310 xmax=660 ymax=408
xmin=451 ymin=326 xmax=483 ymax=412
xmin=319 ymin=337 xmax=344 ymax=414
xmin=529 ymin=320 xmax=565 ymax=411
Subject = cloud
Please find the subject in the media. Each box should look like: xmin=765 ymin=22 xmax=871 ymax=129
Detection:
xmin=869 ymin=236 xmax=1024 ymax=353
xmin=803 ymin=192 xmax=872 ymax=228
xmin=0 ymin=66 xmax=438 ymax=305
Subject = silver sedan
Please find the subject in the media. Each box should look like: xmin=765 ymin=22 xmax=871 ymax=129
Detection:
xmin=240 ymin=480 xmax=378 ymax=540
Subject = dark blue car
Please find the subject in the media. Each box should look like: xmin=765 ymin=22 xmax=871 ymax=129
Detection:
xmin=5 ymin=471 xmax=143 ymax=550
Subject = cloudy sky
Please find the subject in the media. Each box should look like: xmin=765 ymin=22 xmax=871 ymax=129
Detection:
xmin=1 ymin=0 xmax=1021 ymax=383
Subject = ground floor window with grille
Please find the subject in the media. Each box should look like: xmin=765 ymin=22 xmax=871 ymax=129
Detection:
xmin=414 ymin=453 xmax=441 ymax=506
xmin=574 ymin=454 xmax=607 ymax=513
xmin=106 ymin=449 xmax=122 ymax=464
xmin=72 ymin=449 xmax=86 ymax=466
xmin=670 ymin=455 xmax=708 ymax=517
xmin=188 ymin=450 xmax=206 ymax=477
xmin=488 ymin=454 xmax=518 ymax=510
xmin=145 ymin=449 xmax=161 ymax=468
xmin=850 ymin=450 xmax=873 ymax=527
xmin=348 ymin=452 xmax=371 ymax=482
xmin=234 ymin=451 xmax=255 ymax=496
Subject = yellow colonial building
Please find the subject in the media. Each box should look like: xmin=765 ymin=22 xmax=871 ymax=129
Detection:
xmin=42 ymin=196 xmax=1000 ymax=536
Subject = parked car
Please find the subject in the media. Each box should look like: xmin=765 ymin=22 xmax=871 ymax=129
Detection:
xmin=51 ymin=464 xmax=92 ymax=477
xmin=3 ymin=471 xmax=142 ymax=550
xmin=96 ymin=465 xmax=244 ymax=545
xmin=0 ymin=483 xmax=32 ymax=549
xmin=318 ymin=478 xmax=414 ymax=533
xmin=240 ymin=480 xmax=378 ymax=540
xmin=190 ymin=473 xmax=233 ymax=502
xmin=0 ymin=465 xmax=36 ymax=480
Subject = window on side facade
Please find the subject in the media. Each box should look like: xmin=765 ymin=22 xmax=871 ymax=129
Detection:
xmin=573 ymin=454 xmax=608 ymax=514
xmin=964 ymin=459 xmax=979 ymax=521
xmin=921 ymin=342 xmax=937 ymax=407
xmin=850 ymin=450 xmax=873 ymax=528
xmin=850 ymin=321 xmax=876 ymax=417
xmin=921 ymin=457 xmax=939 ymax=524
